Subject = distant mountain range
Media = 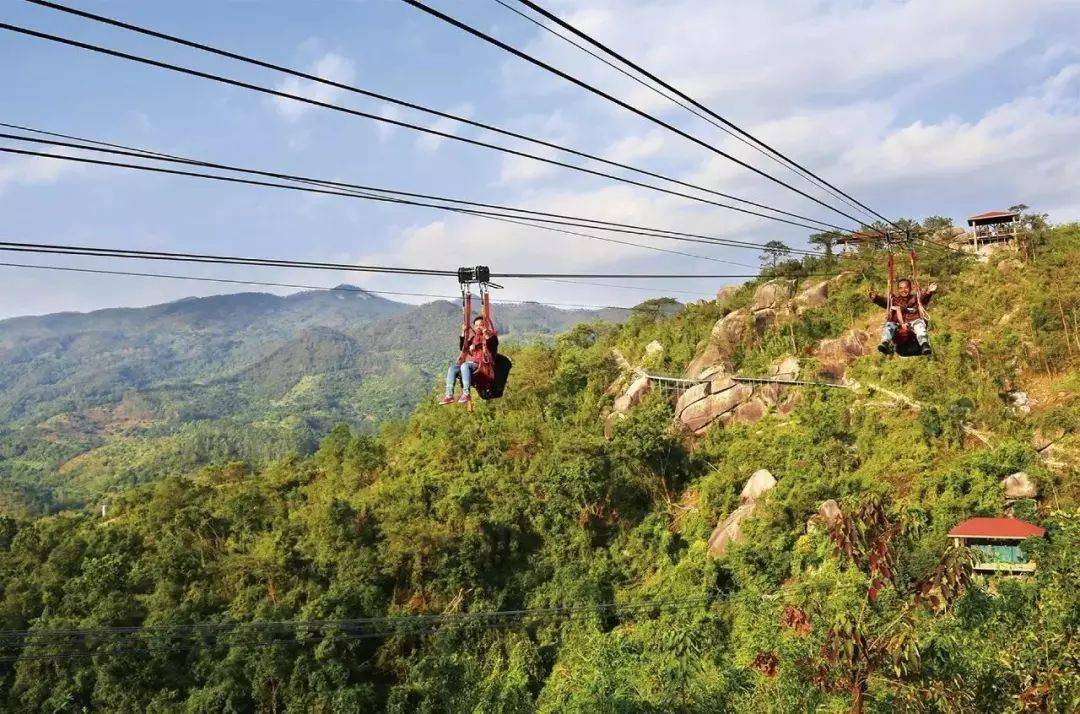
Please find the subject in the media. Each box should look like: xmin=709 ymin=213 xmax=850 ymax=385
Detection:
xmin=0 ymin=286 xmax=648 ymax=513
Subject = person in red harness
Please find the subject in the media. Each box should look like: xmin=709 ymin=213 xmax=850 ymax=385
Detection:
xmin=441 ymin=315 xmax=499 ymax=405
xmin=869 ymin=278 xmax=937 ymax=355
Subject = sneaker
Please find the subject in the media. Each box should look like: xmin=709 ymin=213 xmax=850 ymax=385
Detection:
xmin=457 ymin=393 xmax=472 ymax=405
xmin=877 ymin=341 xmax=894 ymax=355
xmin=439 ymin=395 xmax=455 ymax=405
xmin=920 ymin=342 xmax=932 ymax=356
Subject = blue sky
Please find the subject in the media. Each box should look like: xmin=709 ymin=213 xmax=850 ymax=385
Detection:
xmin=2 ymin=0 xmax=1079 ymax=319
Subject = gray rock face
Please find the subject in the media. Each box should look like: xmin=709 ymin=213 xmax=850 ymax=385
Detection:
xmin=715 ymin=285 xmax=739 ymax=306
xmin=1002 ymin=471 xmax=1038 ymax=500
xmin=708 ymin=469 xmax=778 ymax=557
xmin=678 ymin=383 xmax=753 ymax=434
xmin=710 ymin=310 xmax=750 ymax=354
xmin=753 ymin=308 xmax=777 ymax=335
xmin=752 ymin=280 xmax=796 ymax=311
xmin=815 ymin=329 xmax=873 ymax=380
xmin=612 ymin=374 xmax=651 ymax=413
xmin=739 ymin=469 xmax=777 ymax=504
xmin=794 ymin=281 xmax=829 ymax=312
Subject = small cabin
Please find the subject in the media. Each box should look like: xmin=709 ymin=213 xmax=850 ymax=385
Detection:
xmin=966 ymin=210 xmax=1021 ymax=249
xmin=948 ymin=517 xmax=1045 ymax=574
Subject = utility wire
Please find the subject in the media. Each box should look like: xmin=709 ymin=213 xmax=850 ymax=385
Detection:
xmin=0 ymin=261 xmax=701 ymax=306
xmin=491 ymin=0 xmax=876 ymax=224
xmin=0 ymin=598 xmax=713 ymax=662
xmin=0 ymin=18 xmax=848 ymax=236
xmin=0 ymin=239 xmax=833 ymax=281
xmin=0 ymin=143 xmax=824 ymax=258
xmin=0 ymin=129 xmax=756 ymax=266
xmin=510 ymin=0 xmax=897 ymax=229
xmin=22 ymin=0 xmax=853 ymax=233
xmin=399 ymin=0 xmax=875 ymax=230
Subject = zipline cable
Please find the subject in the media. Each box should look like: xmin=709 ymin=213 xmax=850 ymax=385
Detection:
xmin=491 ymin=0 xmax=877 ymax=224
xmin=0 ymin=598 xmax=715 ymax=662
xmin=0 ymin=18 xmax=849 ymax=236
xmin=0 ymin=261 xmax=705 ymax=304
xmin=510 ymin=0 xmax=898 ymax=229
xmin=0 ymin=125 xmax=794 ymax=262
xmin=0 ymin=239 xmax=840 ymax=281
xmin=0 ymin=143 xmax=824 ymax=257
xmin=399 ymin=0 xmax=879 ymax=232
xmin=21 ymin=0 xmax=852 ymax=233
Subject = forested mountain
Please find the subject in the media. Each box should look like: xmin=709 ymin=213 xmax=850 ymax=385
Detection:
xmin=0 ymin=287 xmax=629 ymax=512
xmin=0 ymin=222 xmax=1078 ymax=711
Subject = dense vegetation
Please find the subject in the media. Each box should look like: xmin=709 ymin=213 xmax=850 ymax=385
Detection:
xmin=0 ymin=221 xmax=1078 ymax=711
xmin=0 ymin=288 xmax=619 ymax=513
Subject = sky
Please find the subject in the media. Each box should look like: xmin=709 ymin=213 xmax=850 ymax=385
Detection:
xmin=1 ymin=0 xmax=1079 ymax=319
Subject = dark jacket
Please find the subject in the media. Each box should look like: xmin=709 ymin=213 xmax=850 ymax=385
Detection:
xmin=871 ymin=291 xmax=933 ymax=323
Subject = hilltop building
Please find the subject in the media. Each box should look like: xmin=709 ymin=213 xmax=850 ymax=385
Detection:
xmin=967 ymin=210 xmax=1021 ymax=251
xmin=948 ymin=517 xmax=1045 ymax=575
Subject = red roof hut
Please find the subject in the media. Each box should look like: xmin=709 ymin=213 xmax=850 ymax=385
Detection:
xmin=948 ymin=517 xmax=1045 ymax=574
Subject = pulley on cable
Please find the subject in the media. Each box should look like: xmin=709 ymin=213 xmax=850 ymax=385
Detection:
xmin=440 ymin=266 xmax=512 ymax=410
xmin=868 ymin=229 xmax=938 ymax=357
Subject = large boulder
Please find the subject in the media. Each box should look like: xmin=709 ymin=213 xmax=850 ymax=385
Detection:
xmin=644 ymin=340 xmax=664 ymax=358
xmin=683 ymin=343 xmax=722 ymax=379
xmin=753 ymin=308 xmax=777 ymax=335
xmin=674 ymin=382 xmax=710 ymax=415
xmin=707 ymin=503 xmax=754 ymax=557
xmin=818 ymin=499 xmax=842 ymax=526
xmin=708 ymin=469 xmax=778 ymax=557
xmin=740 ymin=468 xmax=777 ymax=504
xmin=773 ymin=356 xmax=800 ymax=380
xmin=752 ymin=280 xmax=796 ymax=311
xmin=612 ymin=374 xmax=651 ymax=413
xmin=794 ymin=280 xmax=829 ymax=313
xmin=731 ymin=397 xmax=767 ymax=425
xmin=715 ymin=285 xmax=739 ymax=306
xmin=710 ymin=309 xmax=750 ymax=354
xmin=1002 ymin=471 xmax=1038 ymax=500
xmin=815 ymin=329 xmax=873 ymax=380
xmin=679 ymin=383 xmax=753 ymax=434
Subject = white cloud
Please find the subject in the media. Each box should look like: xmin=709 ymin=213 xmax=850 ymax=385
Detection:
xmin=414 ymin=103 xmax=475 ymax=153
xmin=272 ymin=52 xmax=357 ymax=122
xmin=376 ymin=105 xmax=403 ymax=142
xmin=0 ymin=149 xmax=82 ymax=193
xmin=604 ymin=130 xmax=666 ymax=163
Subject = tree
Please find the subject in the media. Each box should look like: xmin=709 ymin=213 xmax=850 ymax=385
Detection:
xmin=761 ymin=240 xmax=792 ymax=268
xmin=808 ymin=231 xmax=841 ymax=257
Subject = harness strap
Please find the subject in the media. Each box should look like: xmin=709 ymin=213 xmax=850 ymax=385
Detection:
xmin=909 ymin=250 xmax=927 ymax=321
xmin=886 ymin=252 xmax=903 ymax=327
xmin=458 ymin=288 xmax=472 ymax=364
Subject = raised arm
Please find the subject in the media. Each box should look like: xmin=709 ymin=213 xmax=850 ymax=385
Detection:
xmin=868 ymin=289 xmax=888 ymax=309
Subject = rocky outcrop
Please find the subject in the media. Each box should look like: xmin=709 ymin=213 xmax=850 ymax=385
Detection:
xmin=740 ymin=469 xmax=777 ymax=502
xmin=612 ymin=374 xmax=651 ymax=413
xmin=815 ymin=329 xmax=873 ymax=380
xmin=752 ymin=280 xmax=795 ymax=311
xmin=1002 ymin=471 xmax=1038 ymax=500
xmin=753 ymin=309 xmax=777 ymax=335
xmin=711 ymin=309 xmax=750 ymax=356
xmin=678 ymin=382 xmax=753 ymax=434
xmin=794 ymin=280 xmax=829 ymax=313
xmin=644 ymin=340 xmax=664 ymax=358
xmin=817 ymin=499 xmax=842 ymax=527
xmin=684 ymin=344 xmax=722 ymax=379
xmin=715 ymin=285 xmax=739 ymax=306
xmin=708 ymin=469 xmax=777 ymax=557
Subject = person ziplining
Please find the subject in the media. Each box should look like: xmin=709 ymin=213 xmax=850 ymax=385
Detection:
xmin=442 ymin=266 xmax=512 ymax=408
xmin=868 ymin=249 xmax=937 ymax=357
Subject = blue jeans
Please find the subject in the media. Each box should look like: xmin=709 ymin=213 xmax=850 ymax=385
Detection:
xmin=882 ymin=319 xmax=928 ymax=345
xmin=446 ymin=360 xmax=476 ymax=397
